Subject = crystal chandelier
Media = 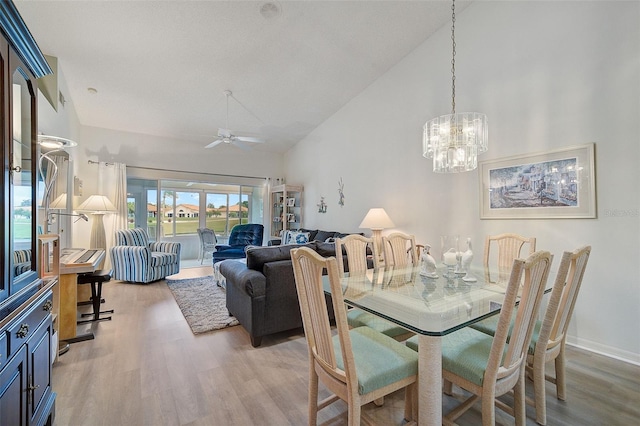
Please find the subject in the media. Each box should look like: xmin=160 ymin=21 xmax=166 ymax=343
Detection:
xmin=423 ymin=0 xmax=488 ymax=173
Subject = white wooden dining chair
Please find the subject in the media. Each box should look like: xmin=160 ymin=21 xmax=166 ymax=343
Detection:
xmin=382 ymin=232 xmax=417 ymax=267
xmin=291 ymin=246 xmax=418 ymax=426
xmin=472 ymin=245 xmax=591 ymax=425
xmin=407 ymin=244 xmax=425 ymax=263
xmin=335 ymin=234 xmax=379 ymax=275
xmin=484 ymin=233 xmax=536 ymax=281
xmin=336 ymin=235 xmax=413 ymax=342
xmin=406 ymin=250 xmax=553 ymax=426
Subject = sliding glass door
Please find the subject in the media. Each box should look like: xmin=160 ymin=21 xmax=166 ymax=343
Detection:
xmin=126 ymin=174 xmax=265 ymax=265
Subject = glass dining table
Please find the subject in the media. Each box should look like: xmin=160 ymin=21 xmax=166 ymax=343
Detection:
xmin=324 ymin=264 xmax=536 ymax=426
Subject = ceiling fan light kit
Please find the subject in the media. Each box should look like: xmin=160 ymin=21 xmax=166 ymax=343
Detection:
xmin=204 ymin=90 xmax=266 ymax=150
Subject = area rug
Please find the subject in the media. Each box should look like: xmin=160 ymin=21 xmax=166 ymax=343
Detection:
xmin=165 ymin=275 xmax=239 ymax=334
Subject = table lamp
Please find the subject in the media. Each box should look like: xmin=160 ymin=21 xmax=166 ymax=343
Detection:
xmin=359 ymin=208 xmax=395 ymax=262
xmin=77 ymin=195 xmax=117 ymax=250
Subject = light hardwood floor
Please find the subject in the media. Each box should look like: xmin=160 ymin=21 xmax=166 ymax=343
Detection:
xmin=52 ymin=266 xmax=640 ymax=425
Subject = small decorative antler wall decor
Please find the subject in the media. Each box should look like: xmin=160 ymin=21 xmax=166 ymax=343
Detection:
xmin=317 ymin=197 xmax=327 ymax=213
xmin=338 ymin=177 xmax=345 ymax=207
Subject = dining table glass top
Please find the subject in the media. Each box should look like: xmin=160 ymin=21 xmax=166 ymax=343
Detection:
xmin=325 ymin=265 xmax=541 ymax=336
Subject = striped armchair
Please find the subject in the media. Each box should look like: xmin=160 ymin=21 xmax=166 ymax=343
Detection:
xmin=111 ymin=228 xmax=181 ymax=283
xmin=13 ymin=249 xmax=32 ymax=276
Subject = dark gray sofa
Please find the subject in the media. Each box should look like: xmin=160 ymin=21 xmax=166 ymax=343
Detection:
xmin=268 ymin=228 xmax=362 ymax=246
xmin=220 ymin=240 xmax=348 ymax=347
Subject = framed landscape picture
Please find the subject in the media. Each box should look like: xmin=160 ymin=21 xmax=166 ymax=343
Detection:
xmin=479 ymin=143 xmax=596 ymax=219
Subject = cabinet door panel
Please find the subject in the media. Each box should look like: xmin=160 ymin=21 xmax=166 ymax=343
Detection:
xmin=29 ymin=319 xmax=51 ymax=424
xmin=0 ymin=345 xmax=28 ymax=426
xmin=9 ymin=50 xmax=39 ymax=296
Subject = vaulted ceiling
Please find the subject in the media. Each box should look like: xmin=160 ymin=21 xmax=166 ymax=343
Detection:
xmin=17 ymin=1 xmax=469 ymax=153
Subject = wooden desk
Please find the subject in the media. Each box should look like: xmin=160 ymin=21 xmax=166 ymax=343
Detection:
xmin=58 ymin=249 xmax=105 ymax=342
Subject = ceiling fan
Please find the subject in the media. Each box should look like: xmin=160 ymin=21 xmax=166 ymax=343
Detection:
xmin=204 ymin=90 xmax=265 ymax=150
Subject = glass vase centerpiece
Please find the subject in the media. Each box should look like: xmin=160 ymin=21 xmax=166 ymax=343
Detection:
xmin=441 ymin=235 xmax=459 ymax=279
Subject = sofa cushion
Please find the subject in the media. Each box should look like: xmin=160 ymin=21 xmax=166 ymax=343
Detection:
xmin=13 ymin=249 xmax=32 ymax=263
xmin=315 ymin=230 xmax=338 ymax=242
xmin=336 ymin=232 xmax=364 ymax=239
xmin=116 ymin=228 xmax=149 ymax=247
xmin=299 ymin=228 xmax=319 ymax=241
xmin=228 ymin=223 xmax=264 ymax=246
xmin=150 ymin=252 xmax=178 ymax=267
xmin=212 ymin=247 xmax=248 ymax=261
xmin=315 ymin=241 xmax=339 ymax=257
xmin=246 ymin=242 xmax=316 ymax=272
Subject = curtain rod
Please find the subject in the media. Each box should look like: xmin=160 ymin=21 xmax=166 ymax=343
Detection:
xmin=87 ymin=160 xmax=114 ymax=166
xmin=126 ymin=164 xmax=268 ymax=181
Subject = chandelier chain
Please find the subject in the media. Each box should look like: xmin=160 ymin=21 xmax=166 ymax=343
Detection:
xmin=226 ymin=92 xmax=229 ymax=129
xmin=451 ymin=0 xmax=456 ymax=116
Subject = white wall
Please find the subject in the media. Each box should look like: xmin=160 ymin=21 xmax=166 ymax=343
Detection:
xmin=285 ymin=1 xmax=640 ymax=363
xmin=38 ymin=76 xmax=284 ymax=250
xmin=70 ymin=127 xmax=283 ymax=249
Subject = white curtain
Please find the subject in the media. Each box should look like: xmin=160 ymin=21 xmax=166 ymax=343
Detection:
xmin=98 ymin=162 xmax=127 ymax=270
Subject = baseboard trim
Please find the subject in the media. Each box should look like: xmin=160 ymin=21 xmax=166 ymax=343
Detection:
xmin=567 ymin=337 xmax=640 ymax=366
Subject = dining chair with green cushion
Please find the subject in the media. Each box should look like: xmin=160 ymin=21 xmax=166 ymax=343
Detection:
xmin=336 ymin=235 xmax=413 ymax=341
xmin=406 ymin=250 xmax=553 ymax=426
xmin=484 ymin=233 xmax=536 ymax=282
xmin=382 ymin=232 xmax=417 ymax=267
xmin=470 ymin=245 xmax=591 ymax=425
xmin=291 ymin=246 xmax=418 ymax=425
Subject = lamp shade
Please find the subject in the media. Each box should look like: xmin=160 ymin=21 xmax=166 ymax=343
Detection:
xmin=48 ymin=193 xmax=67 ymax=210
xmin=359 ymin=208 xmax=395 ymax=230
xmin=77 ymin=195 xmax=116 ymax=213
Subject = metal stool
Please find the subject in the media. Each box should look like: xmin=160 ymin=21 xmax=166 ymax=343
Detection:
xmin=77 ymin=269 xmax=114 ymax=324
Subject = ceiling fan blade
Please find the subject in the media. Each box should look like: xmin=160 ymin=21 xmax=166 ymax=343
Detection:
xmin=218 ymin=128 xmax=232 ymax=138
xmin=204 ymin=139 xmax=223 ymax=149
xmin=231 ymin=139 xmax=252 ymax=151
xmin=235 ymin=136 xmax=265 ymax=143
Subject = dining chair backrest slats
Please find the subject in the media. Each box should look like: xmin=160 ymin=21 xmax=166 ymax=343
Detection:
xmin=488 ymin=250 xmax=552 ymax=383
xmin=335 ymin=234 xmax=378 ymax=277
xmin=294 ymin=250 xmax=339 ymax=372
xmin=383 ymin=233 xmax=417 ymax=267
xmin=484 ymin=233 xmax=536 ymax=278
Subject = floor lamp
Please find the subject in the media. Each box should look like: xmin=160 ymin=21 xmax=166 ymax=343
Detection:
xmin=77 ymin=195 xmax=117 ymax=250
xmin=359 ymin=208 xmax=395 ymax=263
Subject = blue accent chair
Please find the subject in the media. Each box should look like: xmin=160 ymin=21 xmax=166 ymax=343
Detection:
xmin=111 ymin=228 xmax=181 ymax=283
xmin=212 ymin=223 xmax=264 ymax=264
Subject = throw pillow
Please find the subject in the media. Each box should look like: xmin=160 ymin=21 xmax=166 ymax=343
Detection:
xmin=315 ymin=230 xmax=337 ymax=242
xmin=299 ymin=228 xmax=319 ymax=241
xmin=283 ymin=230 xmax=311 ymax=245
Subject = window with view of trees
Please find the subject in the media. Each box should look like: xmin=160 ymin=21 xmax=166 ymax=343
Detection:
xmin=126 ymin=176 xmax=264 ymax=245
